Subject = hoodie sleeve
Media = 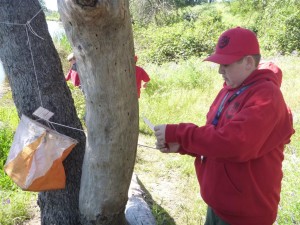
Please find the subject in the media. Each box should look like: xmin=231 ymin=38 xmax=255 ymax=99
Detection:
xmin=65 ymin=69 xmax=71 ymax=81
xmin=166 ymin=82 xmax=294 ymax=162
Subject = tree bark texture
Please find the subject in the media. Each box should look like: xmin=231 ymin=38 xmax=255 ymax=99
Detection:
xmin=0 ymin=1 xmax=86 ymax=224
xmin=58 ymin=1 xmax=139 ymax=224
xmin=125 ymin=174 xmax=157 ymax=225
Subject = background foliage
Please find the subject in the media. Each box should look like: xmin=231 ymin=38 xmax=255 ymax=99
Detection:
xmin=132 ymin=0 xmax=300 ymax=64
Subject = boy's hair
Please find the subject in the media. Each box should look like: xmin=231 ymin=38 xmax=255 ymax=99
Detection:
xmin=252 ymin=54 xmax=261 ymax=67
xmin=238 ymin=54 xmax=261 ymax=67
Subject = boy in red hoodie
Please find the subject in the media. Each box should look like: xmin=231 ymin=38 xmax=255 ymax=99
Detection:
xmin=65 ymin=53 xmax=81 ymax=88
xmin=154 ymin=27 xmax=294 ymax=225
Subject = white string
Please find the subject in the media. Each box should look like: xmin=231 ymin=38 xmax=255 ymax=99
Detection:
xmin=45 ymin=120 xmax=85 ymax=132
xmin=25 ymin=9 xmax=44 ymax=107
xmin=28 ymin=8 xmax=43 ymax=23
xmin=0 ymin=9 xmax=45 ymax=107
xmin=27 ymin=21 xmax=44 ymax=40
xmin=34 ymin=115 xmax=85 ymax=133
xmin=137 ymin=144 xmax=158 ymax=150
xmin=25 ymin=25 xmax=44 ymax=107
xmin=36 ymin=117 xmax=58 ymax=131
xmin=0 ymin=9 xmax=86 ymax=134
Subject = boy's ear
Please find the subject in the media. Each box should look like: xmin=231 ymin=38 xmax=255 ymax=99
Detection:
xmin=245 ymin=55 xmax=256 ymax=71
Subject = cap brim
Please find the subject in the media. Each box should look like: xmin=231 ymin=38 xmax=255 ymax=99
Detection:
xmin=204 ymin=54 xmax=243 ymax=65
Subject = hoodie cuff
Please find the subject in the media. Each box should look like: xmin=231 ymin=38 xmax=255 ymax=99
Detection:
xmin=165 ymin=124 xmax=178 ymax=143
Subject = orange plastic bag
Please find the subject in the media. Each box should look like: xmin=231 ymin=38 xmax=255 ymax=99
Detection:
xmin=4 ymin=115 xmax=78 ymax=192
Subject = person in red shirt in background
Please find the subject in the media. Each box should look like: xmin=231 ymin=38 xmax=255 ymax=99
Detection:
xmin=65 ymin=53 xmax=81 ymax=88
xmin=134 ymin=55 xmax=150 ymax=98
xmin=154 ymin=27 xmax=294 ymax=225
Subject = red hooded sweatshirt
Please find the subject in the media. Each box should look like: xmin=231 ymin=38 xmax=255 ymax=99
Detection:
xmin=66 ymin=63 xmax=80 ymax=87
xmin=165 ymin=65 xmax=294 ymax=225
xmin=135 ymin=65 xmax=150 ymax=98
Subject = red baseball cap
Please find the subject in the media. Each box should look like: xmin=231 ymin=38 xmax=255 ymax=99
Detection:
xmin=204 ymin=27 xmax=260 ymax=65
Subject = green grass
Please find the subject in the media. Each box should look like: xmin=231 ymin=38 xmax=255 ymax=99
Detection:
xmin=0 ymin=92 xmax=19 ymax=191
xmin=0 ymin=128 xmax=15 ymax=191
xmin=0 ymin=190 xmax=35 ymax=225
xmin=0 ymin=92 xmax=19 ymax=130
xmin=138 ymin=57 xmax=222 ymax=136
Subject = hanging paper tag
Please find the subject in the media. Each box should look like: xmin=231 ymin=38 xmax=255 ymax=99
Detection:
xmin=33 ymin=107 xmax=54 ymax=121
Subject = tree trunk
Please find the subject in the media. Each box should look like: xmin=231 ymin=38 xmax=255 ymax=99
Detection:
xmin=58 ymin=1 xmax=139 ymax=225
xmin=0 ymin=1 xmax=86 ymax=224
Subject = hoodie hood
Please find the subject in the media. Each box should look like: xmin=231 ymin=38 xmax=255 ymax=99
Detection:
xmin=223 ymin=62 xmax=282 ymax=91
xmin=258 ymin=62 xmax=282 ymax=87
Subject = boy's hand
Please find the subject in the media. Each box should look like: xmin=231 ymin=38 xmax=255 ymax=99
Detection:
xmin=159 ymin=143 xmax=180 ymax=153
xmin=154 ymin=125 xmax=180 ymax=153
xmin=154 ymin=124 xmax=166 ymax=146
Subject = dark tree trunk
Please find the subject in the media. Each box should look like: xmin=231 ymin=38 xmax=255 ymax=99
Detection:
xmin=58 ymin=0 xmax=139 ymax=224
xmin=0 ymin=1 xmax=86 ymax=224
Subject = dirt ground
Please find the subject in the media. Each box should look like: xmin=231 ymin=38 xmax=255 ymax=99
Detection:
xmin=23 ymin=201 xmax=40 ymax=225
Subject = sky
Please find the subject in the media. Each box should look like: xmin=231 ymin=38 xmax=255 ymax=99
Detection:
xmin=45 ymin=0 xmax=58 ymax=11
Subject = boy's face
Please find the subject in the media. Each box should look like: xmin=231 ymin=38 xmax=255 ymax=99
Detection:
xmin=69 ymin=59 xmax=76 ymax=65
xmin=218 ymin=56 xmax=254 ymax=88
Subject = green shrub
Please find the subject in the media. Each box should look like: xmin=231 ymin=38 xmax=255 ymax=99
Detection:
xmin=278 ymin=13 xmax=300 ymax=54
xmin=134 ymin=10 xmax=225 ymax=64
xmin=229 ymin=0 xmax=300 ymax=56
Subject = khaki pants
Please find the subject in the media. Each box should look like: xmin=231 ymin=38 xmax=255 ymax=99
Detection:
xmin=204 ymin=207 xmax=230 ymax=225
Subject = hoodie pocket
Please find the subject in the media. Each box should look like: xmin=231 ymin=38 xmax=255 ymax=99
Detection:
xmin=223 ymin=163 xmax=242 ymax=194
xmin=198 ymin=159 xmax=245 ymax=215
